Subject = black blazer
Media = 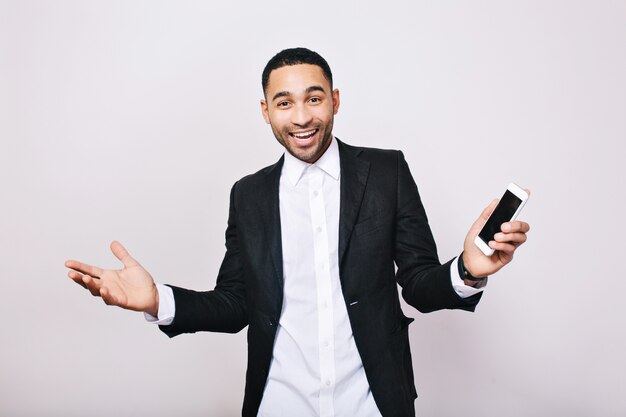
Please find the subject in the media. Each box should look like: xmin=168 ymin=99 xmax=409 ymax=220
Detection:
xmin=160 ymin=139 xmax=481 ymax=417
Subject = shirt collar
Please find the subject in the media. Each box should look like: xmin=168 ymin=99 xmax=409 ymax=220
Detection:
xmin=282 ymin=137 xmax=341 ymax=186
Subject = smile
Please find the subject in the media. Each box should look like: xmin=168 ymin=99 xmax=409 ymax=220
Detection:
xmin=289 ymin=129 xmax=318 ymax=140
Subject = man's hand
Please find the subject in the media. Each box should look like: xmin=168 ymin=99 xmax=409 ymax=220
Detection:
xmin=65 ymin=241 xmax=159 ymax=317
xmin=462 ymin=197 xmax=531 ymax=278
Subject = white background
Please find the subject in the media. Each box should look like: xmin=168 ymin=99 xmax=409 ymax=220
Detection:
xmin=1 ymin=1 xmax=625 ymax=416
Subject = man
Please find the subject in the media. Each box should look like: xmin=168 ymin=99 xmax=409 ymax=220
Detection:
xmin=66 ymin=48 xmax=530 ymax=417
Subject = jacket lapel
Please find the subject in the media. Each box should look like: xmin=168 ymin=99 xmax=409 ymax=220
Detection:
xmin=337 ymin=139 xmax=370 ymax=269
xmin=254 ymin=156 xmax=285 ymax=290
xmin=259 ymin=140 xmax=370 ymax=292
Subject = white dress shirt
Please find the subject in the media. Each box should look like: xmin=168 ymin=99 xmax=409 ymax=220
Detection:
xmin=147 ymin=138 xmax=484 ymax=416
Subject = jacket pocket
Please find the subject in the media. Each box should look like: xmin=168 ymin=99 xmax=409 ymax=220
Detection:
xmin=354 ymin=214 xmax=392 ymax=237
xmin=390 ymin=315 xmax=418 ymax=400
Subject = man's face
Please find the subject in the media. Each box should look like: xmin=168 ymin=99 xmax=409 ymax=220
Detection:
xmin=261 ymin=64 xmax=340 ymax=164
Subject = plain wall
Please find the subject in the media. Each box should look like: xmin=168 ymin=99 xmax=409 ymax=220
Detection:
xmin=1 ymin=1 xmax=625 ymax=416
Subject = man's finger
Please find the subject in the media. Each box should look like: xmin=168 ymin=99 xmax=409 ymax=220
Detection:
xmin=481 ymin=199 xmax=499 ymax=221
xmin=494 ymin=232 xmax=528 ymax=245
xmin=83 ymin=274 xmax=102 ymax=297
xmin=65 ymin=260 xmax=104 ymax=278
xmin=489 ymin=240 xmax=516 ymax=256
xmin=68 ymin=270 xmax=88 ymax=289
xmin=110 ymin=241 xmax=139 ymax=268
xmin=469 ymin=199 xmax=499 ymax=232
xmin=100 ymin=287 xmax=116 ymax=306
xmin=501 ymin=221 xmax=530 ymax=234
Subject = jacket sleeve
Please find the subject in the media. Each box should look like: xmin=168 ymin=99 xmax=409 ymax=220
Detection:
xmin=393 ymin=151 xmax=482 ymax=313
xmin=159 ymin=182 xmax=248 ymax=337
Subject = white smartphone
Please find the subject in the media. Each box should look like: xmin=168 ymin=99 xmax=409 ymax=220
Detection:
xmin=474 ymin=183 xmax=529 ymax=256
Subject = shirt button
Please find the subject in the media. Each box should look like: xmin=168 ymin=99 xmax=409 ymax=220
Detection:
xmin=313 ymin=190 xmax=319 ymax=197
xmin=323 ymin=340 xmax=329 ymax=347
xmin=316 ymin=226 xmax=322 ymax=233
xmin=325 ymin=380 xmax=331 ymax=386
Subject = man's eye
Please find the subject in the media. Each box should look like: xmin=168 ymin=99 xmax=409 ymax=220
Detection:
xmin=277 ymin=101 xmax=290 ymax=107
xmin=309 ymin=97 xmax=321 ymax=103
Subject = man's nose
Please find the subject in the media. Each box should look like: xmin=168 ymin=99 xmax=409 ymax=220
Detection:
xmin=291 ymin=104 xmax=313 ymax=127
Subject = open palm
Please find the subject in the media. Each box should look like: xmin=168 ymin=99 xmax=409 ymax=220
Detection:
xmin=66 ymin=241 xmax=159 ymax=316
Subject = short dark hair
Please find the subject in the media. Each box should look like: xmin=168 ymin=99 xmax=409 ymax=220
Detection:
xmin=262 ymin=47 xmax=333 ymax=94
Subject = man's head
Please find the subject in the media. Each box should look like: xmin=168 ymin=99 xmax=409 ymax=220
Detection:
xmin=262 ymin=48 xmax=333 ymax=97
xmin=261 ymin=48 xmax=339 ymax=164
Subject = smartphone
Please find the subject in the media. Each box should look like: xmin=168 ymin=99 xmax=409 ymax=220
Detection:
xmin=474 ymin=183 xmax=529 ymax=256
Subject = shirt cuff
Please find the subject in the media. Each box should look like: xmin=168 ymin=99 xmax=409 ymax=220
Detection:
xmin=143 ymin=283 xmax=175 ymax=325
xmin=450 ymin=257 xmax=486 ymax=298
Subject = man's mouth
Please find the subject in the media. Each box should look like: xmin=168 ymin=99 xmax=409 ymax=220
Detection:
xmin=289 ymin=129 xmax=318 ymax=141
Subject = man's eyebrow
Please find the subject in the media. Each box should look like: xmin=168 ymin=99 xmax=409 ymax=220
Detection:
xmin=306 ymin=85 xmax=326 ymax=94
xmin=272 ymin=91 xmax=291 ymax=101
xmin=271 ymin=85 xmax=327 ymax=102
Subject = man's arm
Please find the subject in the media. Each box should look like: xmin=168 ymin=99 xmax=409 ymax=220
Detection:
xmin=393 ymin=151 xmax=529 ymax=312
xmin=65 ymin=183 xmax=248 ymax=335
xmin=158 ymin=183 xmax=248 ymax=336
xmin=393 ymin=151 xmax=480 ymax=313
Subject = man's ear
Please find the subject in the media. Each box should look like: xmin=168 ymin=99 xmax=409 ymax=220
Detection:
xmin=332 ymin=89 xmax=340 ymax=115
xmin=260 ymin=99 xmax=270 ymax=124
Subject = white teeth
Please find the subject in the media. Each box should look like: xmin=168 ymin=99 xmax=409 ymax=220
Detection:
xmin=292 ymin=129 xmax=317 ymax=139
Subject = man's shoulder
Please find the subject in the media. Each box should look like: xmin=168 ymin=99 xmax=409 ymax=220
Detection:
xmin=233 ymin=155 xmax=283 ymax=193
xmin=337 ymin=139 xmax=404 ymax=165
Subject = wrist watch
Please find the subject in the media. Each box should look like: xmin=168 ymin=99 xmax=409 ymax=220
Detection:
xmin=458 ymin=252 xmax=488 ymax=282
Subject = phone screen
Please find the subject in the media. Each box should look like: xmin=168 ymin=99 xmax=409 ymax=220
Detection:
xmin=478 ymin=190 xmax=523 ymax=243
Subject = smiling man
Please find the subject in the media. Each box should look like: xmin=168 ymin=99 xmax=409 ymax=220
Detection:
xmin=260 ymin=57 xmax=339 ymax=164
xmin=66 ymin=47 xmax=530 ymax=417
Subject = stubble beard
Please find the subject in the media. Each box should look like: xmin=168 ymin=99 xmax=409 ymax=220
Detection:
xmin=272 ymin=119 xmax=334 ymax=164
